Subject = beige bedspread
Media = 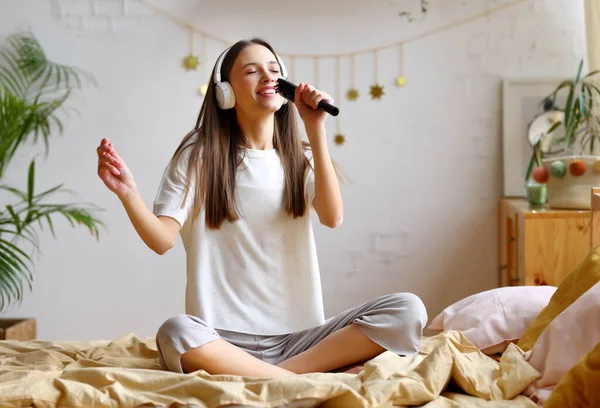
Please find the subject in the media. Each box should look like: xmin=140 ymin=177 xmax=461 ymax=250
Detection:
xmin=0 ymin=330 xmax=540 ymax=408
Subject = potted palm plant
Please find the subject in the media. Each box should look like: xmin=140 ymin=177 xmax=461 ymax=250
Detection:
xmin=526 ymin=60 xmax=600 ymax=209
xmin=0 ymin=32 xmax=104 ymax=338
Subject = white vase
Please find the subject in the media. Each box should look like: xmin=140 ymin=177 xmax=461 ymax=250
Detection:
xmin=543 ymin=155 xmax=600 ymax=209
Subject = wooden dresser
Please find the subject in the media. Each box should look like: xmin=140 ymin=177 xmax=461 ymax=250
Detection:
xmin=498 ymin=198 xmax=591 ymax=287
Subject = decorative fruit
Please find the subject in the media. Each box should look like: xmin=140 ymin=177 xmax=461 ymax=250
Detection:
xmin=550 ymin=160 xmax=567 ymax=178
xmin=532 ymin=166 xmax=549 ymax=183
xmin=594 ymin=158 xmax=600 ymax=174
xmin=569 ymin=160 xmax=586 ymax=176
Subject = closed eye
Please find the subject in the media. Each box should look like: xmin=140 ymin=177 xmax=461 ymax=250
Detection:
xmin=246 ymin=70 xmax=280 ymax=75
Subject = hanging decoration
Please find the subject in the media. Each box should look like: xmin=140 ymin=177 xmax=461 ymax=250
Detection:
xmin=334 ymin=56 xmax=345 ymax=146
xmin=369 ymin=84 xmax=385 ymax=99
xmin=346 ymin=89 xmax=359 ymax=101
xmin=369 ymin=50 xmax=384 ymax=100
xmin=139 ymin=0 xmax=529 ymax=97
xmin=182 ymin=26 xmax=199 ymax=71
xmin=334 ymin=134 xmax=346 ymax=146
xmin=346 ymin=55 xmax=359 ymax=101
xmin=137 ymin=0 xmax=531 ymax=144
xmin=396 ymin=44 xmax=406 ymax=87
xmin=183 ymin=54 xmax=199 ymax=71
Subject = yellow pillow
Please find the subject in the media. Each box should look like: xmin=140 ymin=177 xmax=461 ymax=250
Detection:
xmin=517 ymin=245 xmax=600 ymax=351
xmin=544 ymin=340 xmax=600 ymax=408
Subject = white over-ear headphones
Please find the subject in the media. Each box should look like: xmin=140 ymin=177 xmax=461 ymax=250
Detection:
xmin=213 ymin=46 xmax=289 ymax=110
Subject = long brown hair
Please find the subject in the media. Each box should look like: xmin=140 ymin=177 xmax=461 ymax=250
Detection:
xmin=169 ymin=38 xmax=313 ymax=229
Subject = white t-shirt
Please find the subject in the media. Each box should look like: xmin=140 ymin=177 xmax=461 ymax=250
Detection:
xmin=152 ymin=141 xmax=326 ymax=335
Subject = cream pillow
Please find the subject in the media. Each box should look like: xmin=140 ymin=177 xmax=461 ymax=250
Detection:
xmin=428 ymin=286 xmax=557 ymax=354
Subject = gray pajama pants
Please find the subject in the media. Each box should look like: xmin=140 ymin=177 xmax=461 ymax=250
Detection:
xmin=156 ymin=293 xmax=428 ymax=373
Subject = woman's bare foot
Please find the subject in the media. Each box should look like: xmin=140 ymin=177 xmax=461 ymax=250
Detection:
xmin=344 ymin=365 xmax=364 ymax=374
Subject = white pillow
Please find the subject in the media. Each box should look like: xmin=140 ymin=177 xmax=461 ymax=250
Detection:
xmin=428 ymin=286 xmax=557 ymax=354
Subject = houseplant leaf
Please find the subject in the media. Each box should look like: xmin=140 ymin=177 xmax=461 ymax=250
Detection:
xmin=0 ymin=31 xmax=103 ymax=312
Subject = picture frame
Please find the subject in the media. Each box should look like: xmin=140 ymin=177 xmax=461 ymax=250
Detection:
xmin=502 ymin=78 xmax=567 ymax=197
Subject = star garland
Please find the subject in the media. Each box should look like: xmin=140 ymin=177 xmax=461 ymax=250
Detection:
xmin=134 ymin=0 xmax=531 ymax=147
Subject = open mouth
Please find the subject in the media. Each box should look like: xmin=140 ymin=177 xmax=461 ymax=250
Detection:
xmin=257 ymin=87 xmax=277 ymax=96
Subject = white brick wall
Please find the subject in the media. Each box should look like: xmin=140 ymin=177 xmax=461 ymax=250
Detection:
xmin=51 ymin=0 xmax=152 ymax=32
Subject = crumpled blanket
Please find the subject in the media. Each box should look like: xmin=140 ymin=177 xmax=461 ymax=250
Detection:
xmin=0 ymin=330 xmax=540 ymax=407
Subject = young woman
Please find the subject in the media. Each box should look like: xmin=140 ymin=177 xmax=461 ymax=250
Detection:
xmin=96 ymin=38 xmax=427 ymax=377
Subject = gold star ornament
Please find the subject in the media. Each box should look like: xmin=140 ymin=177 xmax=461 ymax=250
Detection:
xmin=334 ymin=134 xmax=345 ymax=146
xmin=346 ymin=88 xmax=359 ymax=101
xmin=370 ymin=84 xmax=385 ymax=99
xmin=396 ymin=76 xmax=407 ymax=87
xmin=183 ymin=54 xmax=199 ymax=71
xmin=198 ymin=84 xmax=208 ymax=96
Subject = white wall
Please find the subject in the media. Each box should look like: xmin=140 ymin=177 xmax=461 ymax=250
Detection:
xmin=0 ymin=0 xmax=587 ymax=340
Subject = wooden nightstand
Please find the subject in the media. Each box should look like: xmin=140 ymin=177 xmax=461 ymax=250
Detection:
xmin=0 ymin=318 xmax=36 ymax=341
xmin=498 ymin=198 xmax=591 ymax=287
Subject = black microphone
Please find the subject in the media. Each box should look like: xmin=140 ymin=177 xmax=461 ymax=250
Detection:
xmin=275 ymin=78 xmax=340 ymax=117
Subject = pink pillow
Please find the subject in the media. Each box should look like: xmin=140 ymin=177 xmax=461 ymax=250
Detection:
xmin=428 ymin=286 xmax=557 ymax=354
xmin=524 ymin=281 xmax=600 ymax=405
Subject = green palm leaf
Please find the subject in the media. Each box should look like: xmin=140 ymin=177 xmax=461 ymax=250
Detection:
xmin=0 ymin=237 xmax=34 ymax=310
xmin=546 ymin=60 xmax=600 ymax=155
xmin=0 ymin=32 xmax=103 ymax=312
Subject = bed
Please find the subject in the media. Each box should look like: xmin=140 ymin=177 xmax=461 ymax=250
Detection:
xmin=0 ymin=330 xmax=540 ymax=407
xmin=2 ymin=191 xmax=600 ymax=407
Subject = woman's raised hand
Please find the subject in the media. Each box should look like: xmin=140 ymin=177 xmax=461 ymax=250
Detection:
xmin=96 ymin=138 xmax=137 ymax=199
